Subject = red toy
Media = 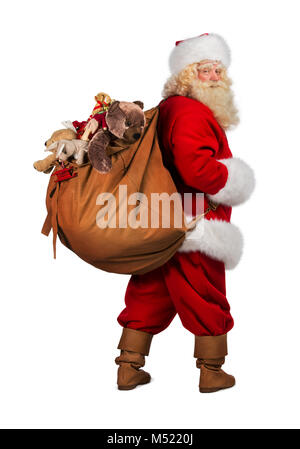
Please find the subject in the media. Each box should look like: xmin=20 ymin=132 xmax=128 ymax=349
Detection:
xmin=72 ymin=92 xmax=112 ymax=140
xmin=51 ymin=163 xmax=78 ymax=183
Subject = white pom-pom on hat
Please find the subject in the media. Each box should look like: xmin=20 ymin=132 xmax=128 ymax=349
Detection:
xmin=169 ymin=33 xmax=231 ymax=75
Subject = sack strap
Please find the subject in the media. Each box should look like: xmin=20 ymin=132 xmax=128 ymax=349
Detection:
xmin=41 ymin=182 xmax=60 ymax=259
xmin=41 ymin=212 xmax=52 ymax=236
xmin=185 ymin=200 xmax=218 ymax=230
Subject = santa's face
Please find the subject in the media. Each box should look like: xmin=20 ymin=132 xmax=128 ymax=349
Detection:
xmin=190 ymin=61 xmax=239 ymax=130
xmin=197 ymin=60 xmax=222 ymax=83
xmin=162 ymin=59 xmax=239 ymax=130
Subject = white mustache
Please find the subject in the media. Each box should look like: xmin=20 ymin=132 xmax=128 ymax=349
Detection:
xmin=201 ymin=81 xmax=224 ymax=88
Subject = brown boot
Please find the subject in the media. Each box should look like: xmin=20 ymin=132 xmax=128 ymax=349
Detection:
xmin=194 ymin=334 xmax=235 ymax=393
xmin=115 ymin=328 xmax=153 ymax=391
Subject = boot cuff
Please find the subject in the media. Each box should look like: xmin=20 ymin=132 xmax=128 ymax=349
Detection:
xmin=194 ymin=334 xmax=228 ymax=359
xmin=117 ymin=328 xmax=153 ymax=355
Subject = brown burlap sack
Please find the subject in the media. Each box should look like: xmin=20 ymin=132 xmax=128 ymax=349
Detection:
xmin=41 ymin=107 xmax=192 ymax=275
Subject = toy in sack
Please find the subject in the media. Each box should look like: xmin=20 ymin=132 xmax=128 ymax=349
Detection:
xmin=38 ymin=94 xmax=203 ymax=275
xmin=33 ymin=92 xmax=114 ymax=174
xmin=51 ymin=162 xmax=78 ymax=182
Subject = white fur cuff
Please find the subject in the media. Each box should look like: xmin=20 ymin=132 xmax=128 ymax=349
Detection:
xmin=179 ymin=218 xmax=243 ymax=269
xmin=207 ymin=157 xmax=255 ymax=206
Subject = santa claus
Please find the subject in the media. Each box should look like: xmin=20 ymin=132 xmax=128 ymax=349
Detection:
xmin=115 ymin=33 xmax=255 ymax=393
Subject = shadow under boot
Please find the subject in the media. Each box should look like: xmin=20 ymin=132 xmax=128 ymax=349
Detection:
xmin=194 ymin=334 xmax=235 ymax=393
xmin=115 ymin=328 xmax=153 ymax=391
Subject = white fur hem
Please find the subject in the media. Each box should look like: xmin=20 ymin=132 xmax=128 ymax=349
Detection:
xmin=207 ymin=157 xmax=255 ymax=207
xmin=179 ymin=218 xmax=243 ymax=270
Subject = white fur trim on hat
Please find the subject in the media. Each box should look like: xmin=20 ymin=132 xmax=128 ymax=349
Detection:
xmin=169 ymin=33 xmax=231 ymax=75
xmin=207 ymin=157 xmax=255 ymax=207
xmin=179 ymin=218 xmax=243 ymax=270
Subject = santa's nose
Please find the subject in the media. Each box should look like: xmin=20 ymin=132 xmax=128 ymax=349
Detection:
xmin=210 ymin=72 xmax=219 ymax=81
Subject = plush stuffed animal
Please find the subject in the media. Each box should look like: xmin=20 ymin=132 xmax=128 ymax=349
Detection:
xmin=33 ymin=129 xmax=77 ymax=173
xmin=88 ymin=100 xmax=145 ymax=174
xmin=72 ymin=92 xmax=113 ymax=140
xmin=33 ymin=128 xmax=90 ymax=173
xmin=54 ymin=139 xmax=88 ymax=165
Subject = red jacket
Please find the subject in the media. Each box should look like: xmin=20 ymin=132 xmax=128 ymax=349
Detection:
xmin=157 ymin=95 xmax=232 ymax=223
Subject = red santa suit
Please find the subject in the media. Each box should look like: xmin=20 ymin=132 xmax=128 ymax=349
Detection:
xmin=117 ymin=94 xmax=254 ymax=337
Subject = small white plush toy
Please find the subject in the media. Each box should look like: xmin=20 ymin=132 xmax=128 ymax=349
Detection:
xmin=50 ymin=139 xmax=89 ymax=165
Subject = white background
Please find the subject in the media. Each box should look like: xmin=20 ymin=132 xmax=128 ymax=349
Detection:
xmin=1 ymin=0 xmax=299 ymax=429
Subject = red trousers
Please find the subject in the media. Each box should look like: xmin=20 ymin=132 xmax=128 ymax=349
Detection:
xmin=117 ymin=252 xmax=234 ymax=337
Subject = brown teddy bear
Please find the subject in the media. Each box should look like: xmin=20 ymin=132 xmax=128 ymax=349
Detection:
xmin=33 ymin=128 xmax=89 ymax=173
xmin=88 ymin=100 xmax=145 ymax=173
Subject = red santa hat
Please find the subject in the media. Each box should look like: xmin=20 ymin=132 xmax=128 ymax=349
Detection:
xmin=169 ymin=33 xmax=231 ymax=75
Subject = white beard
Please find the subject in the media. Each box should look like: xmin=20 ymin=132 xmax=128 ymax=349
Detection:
xmin=189 ymin=78 xmax=239 ymax=130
